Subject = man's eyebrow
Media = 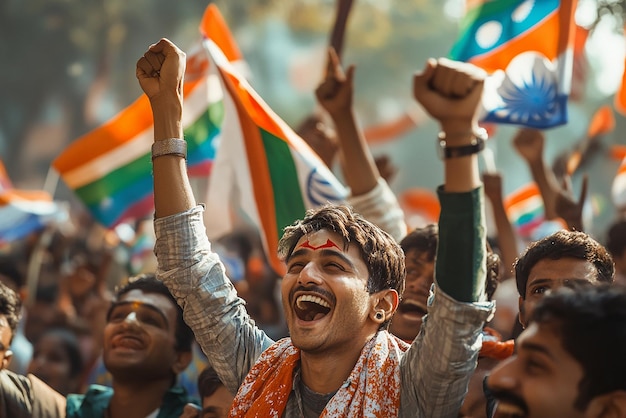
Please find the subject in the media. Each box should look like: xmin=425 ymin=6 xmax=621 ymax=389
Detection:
xmin=108 ymin=300 xmax=170 ymax=326
xmin=527 ymin=278 xmax=554 ymax=288
xmin=519 ymin=340 xmax=555 ymax=361
xmin=288 ymin=248 xmax=355 ymax=268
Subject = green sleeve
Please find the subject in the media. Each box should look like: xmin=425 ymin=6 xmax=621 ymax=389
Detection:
xmin=435 ymin=185 xmax=486 ymax=302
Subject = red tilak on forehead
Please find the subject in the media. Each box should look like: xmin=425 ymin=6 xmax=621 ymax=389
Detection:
xmin=298 ymin=239 xmax=341 ymax=251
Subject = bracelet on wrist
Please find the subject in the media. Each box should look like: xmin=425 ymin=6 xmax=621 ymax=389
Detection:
xmin=151 ymin=138 xmax=187 ymax=161
xmin=437 ymin=128 xmax=487 ymax=159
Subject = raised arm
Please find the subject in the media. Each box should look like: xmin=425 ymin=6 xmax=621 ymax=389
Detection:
xmin=315 ymin=48 xmax=407 ymax=241
xmin=403 ymin=58 xmax=495 ymax=418
xmin=136 ymin=38 xmax=196 ymax=217
xmin=136 ymin=39 xmax=272 ymax=393
xmin=413 ymin=57 xmax=486 ymax=301
xmin=315 ymin=48 xmax=379 ymax=196
xmin=512 ymin=128 xmax=561 ymax=220
xmin=483 ymin=171 xmax=520 ymax=278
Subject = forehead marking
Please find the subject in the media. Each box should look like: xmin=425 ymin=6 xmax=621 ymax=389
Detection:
xmin=298 ymin=238 xmax=341 ymax=251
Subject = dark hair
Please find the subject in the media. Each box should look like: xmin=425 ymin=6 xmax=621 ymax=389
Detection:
xmin=400 ymin=223 xmax=500 ymax=300
xmin=606 ymin=219 xmax=626 ymax=259
xmin=400 ymin=224 xmax=438 ymax=262
xmin=197 ymin=364 xmax=226 ymax=399
xmin=279 ymin=205 xmax=406 ymax=327
xmin=113 ymin=273 xmax=194 ymax=352
xmin=514 ymin=230 xmax=614 ymax=298
xmin=531 ymin=284 xmax=626 ymax=409
xmin=0 ymin=258 xmax=24 ymax=290
xmin=0 ymin=282 xmax=21 ymax=343
xmin=36 ymin=328 xmax=83 ymax=378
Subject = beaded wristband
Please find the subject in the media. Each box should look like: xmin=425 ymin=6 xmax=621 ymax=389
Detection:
xmin=151 ymin=138 xmax=187 ymax=161
xmin=437 ymin=128 xmax=487 ymax=159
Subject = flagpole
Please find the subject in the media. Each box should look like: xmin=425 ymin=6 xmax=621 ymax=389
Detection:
xmin=43 ymin=166 xmax=60 ymax=198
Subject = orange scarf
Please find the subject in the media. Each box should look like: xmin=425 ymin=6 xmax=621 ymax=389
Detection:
xmin=479 ymin=327 xmax=515 ymax=360
xmin=229 ymin=332 xmax=410 ymax=417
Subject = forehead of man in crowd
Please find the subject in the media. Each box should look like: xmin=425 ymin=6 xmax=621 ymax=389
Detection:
xmin=278 ymin=205 xmax=406 ymax=296
xmin=515 ymin=230 xmax=614 ymax=298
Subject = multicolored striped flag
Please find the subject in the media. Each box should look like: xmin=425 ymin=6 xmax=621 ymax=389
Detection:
xmin=0 ymin=184 xmax=64 ymax=244
xmin=504 ymin=182 xmax=545 ymax=239
xmin=450 ymin=0 xmax=578 ymax=128
xmin=52 ymin=5 xmax=239 ymax=228
xmin=203 ymin=39 xmax=348 ymax=274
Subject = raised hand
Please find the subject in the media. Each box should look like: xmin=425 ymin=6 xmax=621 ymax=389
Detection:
xmin=512 ymin=128 xmax=545 ymax=165
xmin=482 ymin=171 xmax=504 ymax=204
xmin=315 ymin=47 xmax=355 ymax=116
xmin=555 ymin=174 xmax=589 ymax=232
xmin=412 ymin=57 xmax=485 ymax=140
xmin=136 ymin=38 xmax=186 ymax=103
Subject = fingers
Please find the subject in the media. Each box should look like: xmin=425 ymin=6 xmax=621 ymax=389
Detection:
xmin=143 ymin=51 xmax=164 ymax=76
xmin=413 ymin=58 xmax=437 ymax=100
xmin=136 ymin=56 xmax=154 ymax=79
xmin=327 ymin=47 xmax=345 ymax=79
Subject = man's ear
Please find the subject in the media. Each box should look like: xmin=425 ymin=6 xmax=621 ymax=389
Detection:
xmin=172 ymin=350 xmax=193 ymax=375
xmin=2 ymin=349 xmax=13 ymax=370
xmin=370 ymin=289 xmax=399 ymax=323
xmin=585 ymin=391 xmax=626 ymax=418
xmin=518 ymin=296 xmax=527 ymax=329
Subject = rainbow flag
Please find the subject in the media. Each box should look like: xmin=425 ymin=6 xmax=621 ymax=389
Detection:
xmin=203 ymin=39 xmax=348 ymax=274
xmin=504 ymin=182 xmax=544 ymax=239
xmin=450 ymin=0 xmax=577 ymax=128
xmin=52 ymin=5 xmax=240 ymax=228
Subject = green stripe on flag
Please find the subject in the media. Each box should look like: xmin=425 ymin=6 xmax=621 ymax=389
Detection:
xmin=260 ymin=128 xmax=306 ymax=239
xmin=75 ymin=152 xmax=151 ymax=206
xmin=185 ymin=100 xmax=224 ymax=148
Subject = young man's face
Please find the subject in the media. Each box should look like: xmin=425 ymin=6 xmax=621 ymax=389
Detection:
xmin=202 ymin=384 xmax=234 ymax=418
xmin=103 ymin=289 xmax=184 ymax=381
xmin=388 ymin=248 xmax=433 ymax=342
xmin=519 ymin=258 xmax=598 ymax=328
xmin=0 ymin=314 xmax=12 ymax=370
xmin=281 ymin=229 xmax=390 ymax=353
xmin=487 ymin=321 xmax=586 ymax=418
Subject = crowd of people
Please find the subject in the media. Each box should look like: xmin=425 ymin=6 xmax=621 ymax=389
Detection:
xmin=1 ymin=34 xmax=626 ymax=418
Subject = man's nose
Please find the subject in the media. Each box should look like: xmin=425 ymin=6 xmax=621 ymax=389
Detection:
xmin=123 ymin=311 xmax=139 ymax=324
xmin=297 ymin=262 xmax=324 ymax=286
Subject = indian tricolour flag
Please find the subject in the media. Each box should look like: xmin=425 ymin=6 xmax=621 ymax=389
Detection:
xmin=450 ymin=0 xmax=578 ymax=128
xmin=203 ymin=39 xmax=348 ymax=274
xmin=504 ymin=182 xmax=544 ymax=239
xmin=52 ymin=4 xmax=239 ymax=228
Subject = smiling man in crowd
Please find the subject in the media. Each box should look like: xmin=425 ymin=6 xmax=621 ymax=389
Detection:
xmin=139 ymin=38 xmax=494 ymax=416
xmin=488 ymin=284 xmax=626 ymax=418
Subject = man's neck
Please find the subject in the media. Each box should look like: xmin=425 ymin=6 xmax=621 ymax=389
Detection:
xmin=108 ymin=379 xmax=173 ymax=418
xmin=298 ymin=333 xmax=374 ymax=394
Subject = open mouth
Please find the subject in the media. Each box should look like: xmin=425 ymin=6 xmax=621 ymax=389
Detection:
xmin=294 ymin=294 xmax=331 ymax=321
xmin=112 ymin=335 xmax=144 ymax=350
xmin=496 ymin=402 xmax=527 ymax=418
xmin=397 ymin=299 xmax=427 ymax=318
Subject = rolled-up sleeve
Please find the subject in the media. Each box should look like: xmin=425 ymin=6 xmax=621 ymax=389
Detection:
xmin=154 ymin=206 xmax=273 ymax=394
